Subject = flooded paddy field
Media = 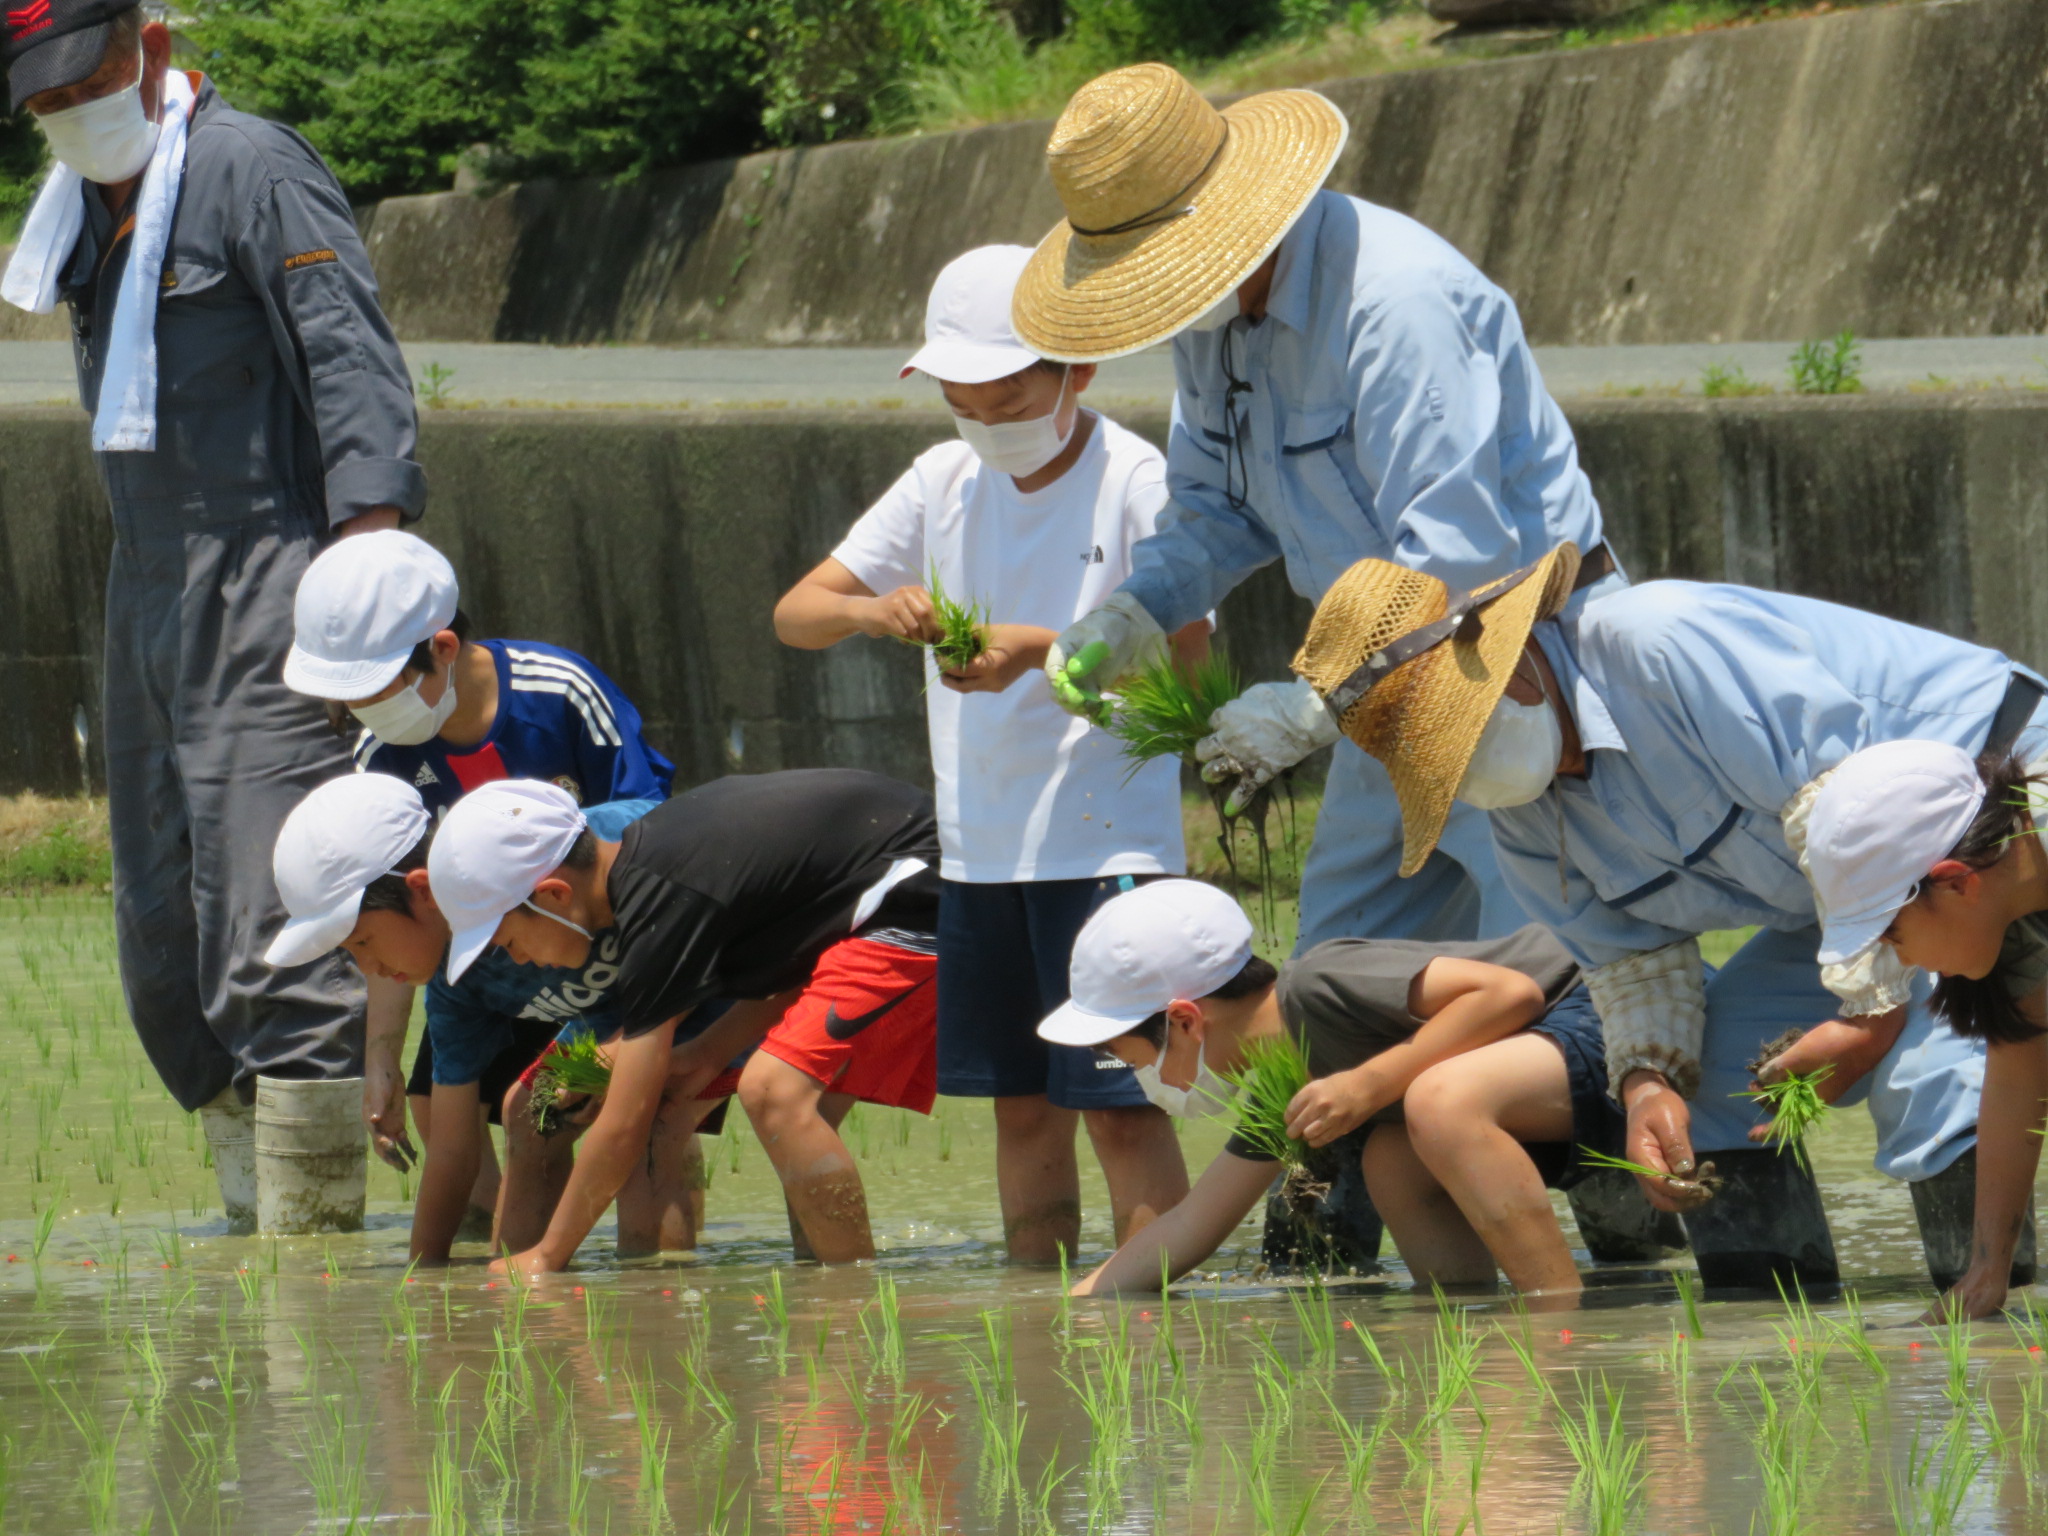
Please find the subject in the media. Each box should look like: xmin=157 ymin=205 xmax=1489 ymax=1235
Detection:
xmin=3 ymin=893 xmax=2046 ymax=1534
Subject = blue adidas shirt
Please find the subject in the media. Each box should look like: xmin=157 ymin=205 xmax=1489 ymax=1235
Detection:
xmin=422 ymin=798 xmax=652 ymax=1087
xmin=356 ymin=638 xmax=674 ymax=815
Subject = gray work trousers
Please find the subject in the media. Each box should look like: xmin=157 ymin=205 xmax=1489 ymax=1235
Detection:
xmin=105 ymin=501 xmax=364 ymax=1112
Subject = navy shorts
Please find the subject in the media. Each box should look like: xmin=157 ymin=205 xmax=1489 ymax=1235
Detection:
xmin=1522 ymin=984 xmax=1629 ymax=1191
xmin=407 ymin=1017 xmax=558 ymax=1126
xmin=937 ymin=875 xmax=1158 ymax=1109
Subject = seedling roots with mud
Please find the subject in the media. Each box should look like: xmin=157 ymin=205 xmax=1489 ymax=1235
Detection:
xmin=526 ymin=1027 xmax=612 ymax=1136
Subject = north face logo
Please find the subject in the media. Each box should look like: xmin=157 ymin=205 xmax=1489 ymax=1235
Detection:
xmin=1080 ymin=544 xmax=1104 ymax=565
xmin=413 ymin=764 xmax=440 ymax=787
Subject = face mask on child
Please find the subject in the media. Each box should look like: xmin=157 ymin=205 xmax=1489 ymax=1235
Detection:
xmin=954 ymin=367 xmax=1073 ymax=478
xmin=1133 ymin=1038 xmax=1238 ymax=1119
xmin=351 ymin=674 xmax=457 ymax=746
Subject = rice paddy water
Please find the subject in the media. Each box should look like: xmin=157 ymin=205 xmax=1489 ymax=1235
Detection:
xmin=3 ymin=894 xmax=2046 ymax=1532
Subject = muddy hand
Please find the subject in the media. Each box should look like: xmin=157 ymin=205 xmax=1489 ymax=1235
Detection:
xmin=1623 ymin=1073 xmax=1715 ymax=1212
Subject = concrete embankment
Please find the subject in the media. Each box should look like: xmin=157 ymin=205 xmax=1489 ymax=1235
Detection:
xmin=357 ymin=0 xmax=2048 ymax=350
xmin=6 ymin=391 xmax=2048 ymax=796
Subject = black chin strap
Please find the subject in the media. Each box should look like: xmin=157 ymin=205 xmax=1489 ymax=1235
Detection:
xmin=1320 ymin=544 xmax=1615 ymax=725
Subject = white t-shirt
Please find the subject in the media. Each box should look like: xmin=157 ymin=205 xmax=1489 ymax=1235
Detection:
xmin=833 ymin=413 xmax=1188 ymax=884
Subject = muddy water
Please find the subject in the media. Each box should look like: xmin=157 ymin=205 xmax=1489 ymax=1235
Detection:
xmin=2 ymin=894 xmax=2046 ymax=1534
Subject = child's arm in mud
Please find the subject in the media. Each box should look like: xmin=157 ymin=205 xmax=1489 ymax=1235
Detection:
xmin=410 ymin=1080 xmax=483 ymax=1265
xmin=1072 ymin=1151 xmax=1276 ymax=1296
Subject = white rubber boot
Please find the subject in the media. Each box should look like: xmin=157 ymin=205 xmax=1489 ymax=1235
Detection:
xmin=199 ymin=1086 xmax=257 ymax=1234
xmin=254 ymin=1076 xmax=367 ymax=1235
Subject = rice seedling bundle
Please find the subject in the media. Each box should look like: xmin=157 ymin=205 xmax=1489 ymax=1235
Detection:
xmin=1576 ymin=1147 xmax=1724 ymax=1200
xmin=906 ymin=566 xmax=991 ymax=675
xmin=527 ymin=1028 xmax=612 ymax=1135
xmin=1739 ymin=1067 xmax=1831 ymax=1170
xmin=1225 ymin=1033 xmax=1312 ymax=1171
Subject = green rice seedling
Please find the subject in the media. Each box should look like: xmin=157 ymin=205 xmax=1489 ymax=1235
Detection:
xmin=1348 ymin=1315 xmax=1404 ymax=1393
xmin=1319 ymin=1382 xmax=1389 ymax=1501
xmin=1828 ymin=1289 xmax=1888 ymax=1382
xmin=1104 ymin=651 xmax=1241 ymax=775
xmin=1556 ymin=1376 xmax=1646 ymax=1536
xmin=887 ymin=1390 xmax=931 ymax=1462
xmin=1225 ymin=1032 xmax=1311 ymax=1169
xmin=761 ymin=1266 xmax=791 ymax=1333
xmin=1019 ymin=1448 xmax=1070 ymax=1536
xmin=1661 ymin=1326 xmax=1695 ymax=1443
xmin=677 ymin=1343 xmax=736 ymax=1423
xmin=1745 ymin=1365 xmax=1813 ymax=1536
xmin=1493 ymin=1319 xmax=1555 ymax=1412
xmin=1885 ymin=1414 xmax=1988 ymax=1536
xmin=625 ymin=1367 xmax=672 ymax=1523
xmin=1936 ymin=1308 xmax=1975 ymax=1408
xmin=301 ymin=1388 xmax=372 ymax=1533
xmin=1286 ymin=1272 xmax=1338 ymax=1370
xmin=2006 ymin=1288 xmax=2047 ymax=1355
xmin=30 ymin=1196 xmax=59 ymax=1280
xmin=1420 ymin=1299 xmax=1486 ymax=1433
xmin=1771 ymin=1279 xmax=1834 ymax=1419
xmin=1674 ymin=1266 xmax=1706 ymax=1339
xmin=1575 ymin=1146 xmax=1723 ymax=1199
xmin=527 ymin=1027 xmax=612 ymax=1135
xmin=913 ymin=565 xmax=991 ymax=675
xmin=129 ymin=1320 xmax=169 ymax=1410
xmin=859 ymin=1271 xmax=906 ymax=1377
xmin=1739 ymin=1067 xmax=1832 ymax=1170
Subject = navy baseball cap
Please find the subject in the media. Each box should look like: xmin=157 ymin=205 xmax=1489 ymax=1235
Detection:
xmin=5 ymin=0 xmax=137 ymax=113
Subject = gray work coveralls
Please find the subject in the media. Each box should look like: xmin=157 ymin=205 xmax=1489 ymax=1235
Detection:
xmin=57 ymin=75 xmax=426 ymax=1111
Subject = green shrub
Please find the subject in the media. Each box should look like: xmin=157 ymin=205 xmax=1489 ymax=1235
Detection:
xmin=1789 ymin=330 xmax=1864 ymax=395
xmin=0 ymin=112 xmax=45 ymax=243
xmin=0 ymin=824 xmax=112 ymax=892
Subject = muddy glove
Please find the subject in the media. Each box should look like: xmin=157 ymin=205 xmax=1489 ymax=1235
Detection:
xmin=1194 ymin=679 xmax=1341 ymax=816
xmin=1046 ymin=592 xmax=1168 ymax=723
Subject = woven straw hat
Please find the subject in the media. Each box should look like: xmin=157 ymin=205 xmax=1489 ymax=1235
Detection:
xmin=1012 ymin=64 xmax=1349 ymax=363
xmin=1293 ymin=545 xmax=1582 ymax=877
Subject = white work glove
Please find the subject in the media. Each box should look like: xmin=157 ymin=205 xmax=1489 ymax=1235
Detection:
xmin=1194 ymin=678 xmax=1341 ymax=815
xmin=1046 ymin=592 xmax=1168 ymax=722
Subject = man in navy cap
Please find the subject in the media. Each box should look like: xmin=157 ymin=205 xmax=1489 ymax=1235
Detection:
xmin=3 ymin=3 xmax=423 ymax=1225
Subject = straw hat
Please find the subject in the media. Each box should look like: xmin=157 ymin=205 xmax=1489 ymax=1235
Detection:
xmin=1293 ymin=545 xmax=1582 ymax=877
xmin=1012 ymin=64 xmax=1349 ymax=363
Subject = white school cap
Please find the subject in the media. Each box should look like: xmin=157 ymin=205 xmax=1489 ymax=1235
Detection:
xmin=284 ymin=530 xmax=459 ymax=701
xmin=1808 ymin=739 xmax=1986 ymax=966
xmin=430 ymin=779 xmax=588 ymax=983
xmin=1037 ymin=879 xmax=1255 ymax=1047
xmin=898 ymin=245 xmax=1041 ymax=384
xmin=265 ymin=774 xmax=432 ymax=968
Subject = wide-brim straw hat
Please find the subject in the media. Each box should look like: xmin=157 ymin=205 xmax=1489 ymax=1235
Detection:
xmin=1012 ymin=63 xmax=1349 ymax=363
xmin=1293 ymin=545 xmax=1582 ymax=877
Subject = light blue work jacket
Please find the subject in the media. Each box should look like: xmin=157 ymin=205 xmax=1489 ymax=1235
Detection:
xmin=1120 ymin=190 xmax=1606 ymax=631
xmin=1495 ymin=582 xmax=2031 ymax=970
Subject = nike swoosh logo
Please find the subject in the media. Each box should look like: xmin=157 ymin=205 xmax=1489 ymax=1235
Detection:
xmin=823 ymin=976 xmax=930 ymax=1040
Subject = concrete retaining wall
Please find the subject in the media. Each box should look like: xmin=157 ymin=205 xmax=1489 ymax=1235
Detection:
xmin=8 ymin=391 xmax=2048 ymax=796
xmin=361 ymin=0 xmax=2048 ymax=349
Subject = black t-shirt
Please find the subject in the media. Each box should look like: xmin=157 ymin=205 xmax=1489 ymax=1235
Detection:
xmin=608 ymin=769 xmax=940 ymax=1038
xmin=1223 ymin=925 xmax=1581 ymax=1161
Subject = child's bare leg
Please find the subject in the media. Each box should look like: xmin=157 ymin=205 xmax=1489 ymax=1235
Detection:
xmin=740 ymin=1055 xmax=873 ymax=1263
xmin=497 ymin=1078 xmax=576 ymax=1253
xmin=1081 ymin=1104 xmax=1189 ymax=1243
xmin=785 ymin=1093 xmax=856 ymax=1263
xmin=1361 ymin=1122 xmax=1498 ymax=1289
xmin=1403 ymin=1033 xmax=1584 ymax=1299
xmin=992 ymin=1093 xmax=1082 ymax=1264
xmin=412 ymin=1090 xmax=500 ymax=1233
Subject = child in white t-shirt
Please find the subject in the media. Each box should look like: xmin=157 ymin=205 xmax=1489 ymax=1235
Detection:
xmin=774 ymin=245 xmax=1206 ymax=1262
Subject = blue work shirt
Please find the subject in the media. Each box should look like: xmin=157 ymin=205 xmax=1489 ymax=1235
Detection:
xmin=1120 ymin=191 xmax=1606 ymax=631
xmin=357 ymin=638 xmax=674 ymax=815
xmin=1494 ymin=582 xmax=2030 ymax=970
xmin=421 ymin=798 xmax=654 ymax=1086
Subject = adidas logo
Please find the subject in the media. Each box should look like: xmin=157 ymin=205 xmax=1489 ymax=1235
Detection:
xmin=413 ymin=764 xmax=440 ymax=787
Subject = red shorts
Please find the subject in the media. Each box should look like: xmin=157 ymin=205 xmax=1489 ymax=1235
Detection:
xmin=699 ymin=935 xmax=938 ymax=1114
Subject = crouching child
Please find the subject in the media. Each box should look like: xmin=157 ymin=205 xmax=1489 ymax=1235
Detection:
xmin=1048 ymin=881 xmax=1626 ymax=1302
xmin=430 ymin=769 xmax=944 ymax=1276
xmin=267 ymin=775 xmax=695 ymax=1263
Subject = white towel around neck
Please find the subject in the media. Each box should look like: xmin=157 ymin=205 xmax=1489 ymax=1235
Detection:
xmin=1 ymin=68 xmax=196 ymax=452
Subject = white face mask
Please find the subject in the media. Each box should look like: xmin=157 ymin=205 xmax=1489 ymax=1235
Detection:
xmin=352 ymin=674 xmax=458 ymax=746
xmin=1456 ymin=693 xmax=1563 ymax=810
xmin=954 ymin=367 xmax=1073 ymax=479
xmin=1184 ymin=290 xmax=1240 ymax=333
xmin=1134 ymin=1041 xmax=1239 ymax=1119
xmin=37 ymin=48 xmax=159 ymax=185
xmin=521 ymin=900 xmax=593 ymax=942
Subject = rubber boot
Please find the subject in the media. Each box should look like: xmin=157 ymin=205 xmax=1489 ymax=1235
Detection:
xmin=254 ymin=1075 xmax=367 ymax=1235
xmin=1909 ymin=1148 xmax=2039 ymax=1292
xmin=199 ymin=1085 xmax=257 ymax=1234
xmin=1259 ymin=1128 xmax=1384 ymax=1275
xmin=1565 ymin=1166 xmax=1689 ymax=1263
xmin=1679 ymin=1148 xmax=1839 ymax=1292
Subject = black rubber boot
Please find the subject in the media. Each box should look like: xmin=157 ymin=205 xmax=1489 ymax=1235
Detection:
xmin=1565 ymin=1166 xmax=1689 ymax=1262
xmin=1259 ymin=1129 xmax=1384 ymax=1274
xmin=1909 ymin=1148 xmax=2039 ymax=1292
xmin=1679 ymin=1148 xmax=1839 ymax=1291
